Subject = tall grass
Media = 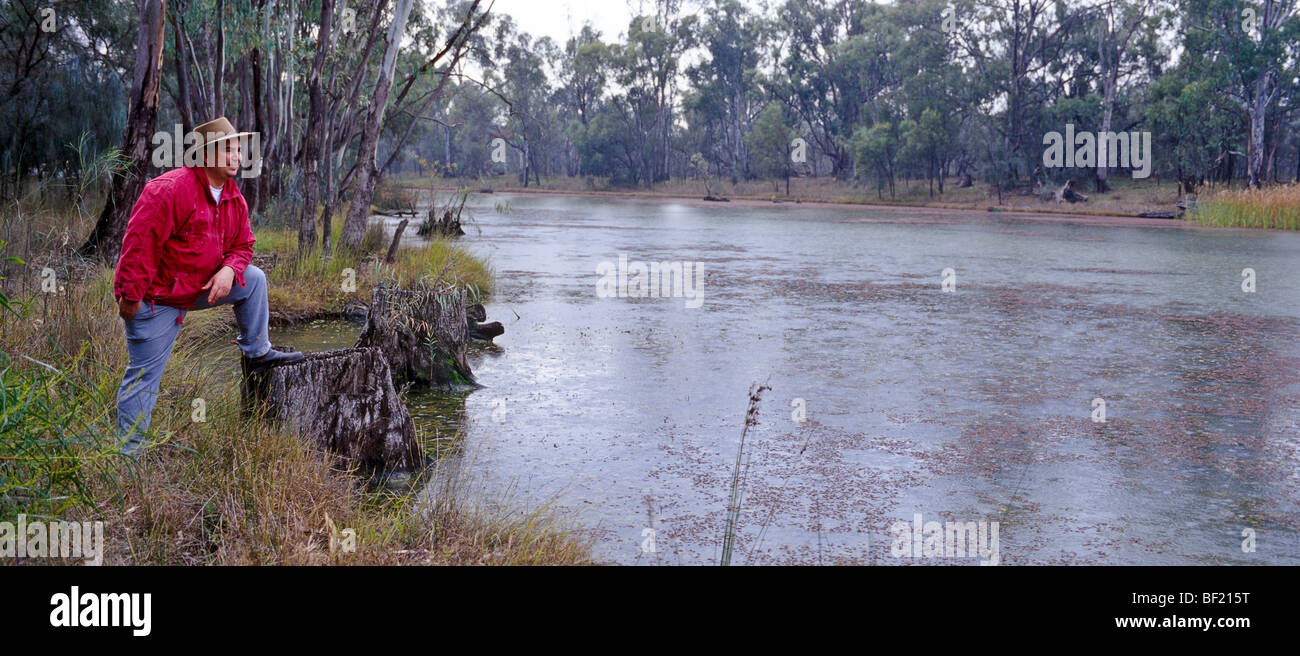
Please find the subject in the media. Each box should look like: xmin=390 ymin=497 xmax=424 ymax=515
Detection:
xmin=0 ymin=349 xmax=121 ymax=520
xmin=1193 ymin=185 xmax=1300 ymax=230
xmin=258 ymin=221 xmax=491 ymax=320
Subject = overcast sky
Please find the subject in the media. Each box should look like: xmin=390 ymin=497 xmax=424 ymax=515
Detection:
xmin=487 ymin=0 xmax=639 ymax=44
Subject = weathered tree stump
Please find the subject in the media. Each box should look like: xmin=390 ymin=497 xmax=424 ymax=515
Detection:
xmin=355 ymin=282 xmax=476 ymax=386
xmin=419 ymin=206 xmax=465 ymax=237
xmin=241 ymin=347 xmax=421 ymax=472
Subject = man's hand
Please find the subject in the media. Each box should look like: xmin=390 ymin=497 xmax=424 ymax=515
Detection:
xmin=118 ymin=297 xmax=141 ymax=320
xmin=201 ymin=266 xmax=236 ymax=305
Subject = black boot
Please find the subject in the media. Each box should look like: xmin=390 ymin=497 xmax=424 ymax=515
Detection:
xmin=249 ymin=348 xmax=305 ymax=370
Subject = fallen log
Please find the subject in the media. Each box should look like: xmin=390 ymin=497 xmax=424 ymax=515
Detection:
xmin=1053 ymin=179 xmax=1088 ymax=203
xmin=466 ymin=303 xmax=504 ymax=342
xmin=356 ymin=282 xmax=476 ymax=386
xmin=240 ymin=347 xmax=421 ymax=472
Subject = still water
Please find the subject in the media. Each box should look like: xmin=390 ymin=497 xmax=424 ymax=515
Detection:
xmin=277 ymin=194 xmax=1300 ymax=565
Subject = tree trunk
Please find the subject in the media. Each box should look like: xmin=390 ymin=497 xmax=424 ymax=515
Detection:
xmin=340 ymin=0 xmax=414 ymax=251
xmin=355 ymin=282 xmax=475 ymax=387
xmin=212 ymin=0 xmax=225 ymax=118
xmin=297 ymin=0 xmax=334 ymax=253
xmin=384 ymin=218 xmax=408 ymax=263
xmin=78 ymin=0 xmax=168 ymax=261
xmin=1096 ymin=74 xmax=1116 ymax=192
xmin=170 ymin=4 xmax=194 ymax=133
xmin=241 ymin=347 xmax=422 ymax=472
xmin=249 ymin=0 xmax=268 ymax=212
xmin=1248 ymin=73 xmax=1272 ymax=188
xmin=320 ymin=108 xmax=336 ymax=253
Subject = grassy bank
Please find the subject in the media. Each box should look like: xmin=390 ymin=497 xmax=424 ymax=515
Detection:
xmin=254 ymin=221 xmax=493 ymax=322
xmin=0 ymin=197 xmax=591 ymax=565
xmin=1192 ymin=185 xmax=1300 ymax=230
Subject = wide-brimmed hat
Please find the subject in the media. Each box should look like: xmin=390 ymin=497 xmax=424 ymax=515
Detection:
xmin=183 ymin=117 xmax=257 ymax=165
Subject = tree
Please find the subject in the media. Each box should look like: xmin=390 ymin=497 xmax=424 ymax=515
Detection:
xmin=1182 ymin=0 xmax=1299 ymax=188
xmin=340 ymin=0 xmax=415 ymax=251
xmin=1093 ymin=0 xmax=1155 ymax=192
xmin=900 ymin=108 xmax=953 ymax=196
xmin=851 ymin=122 xmax=899 ymax=199
xmin=297 ymin=0 xmax=334 ymax=253
xmin=79 ymin=0 xmax=167 ymax=261
xmin=747 ymin=101 xmax=792 ymax=194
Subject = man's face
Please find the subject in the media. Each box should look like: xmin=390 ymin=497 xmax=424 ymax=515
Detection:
xmin=205 ymin=139 xmax=242 ymax=182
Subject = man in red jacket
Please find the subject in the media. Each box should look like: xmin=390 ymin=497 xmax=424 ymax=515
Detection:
xmin=114 ymin=117 xmax=303 ymax=456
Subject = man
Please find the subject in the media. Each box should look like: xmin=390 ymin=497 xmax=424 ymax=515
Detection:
xmin=113 ymin=117 xmax=303 ymax=456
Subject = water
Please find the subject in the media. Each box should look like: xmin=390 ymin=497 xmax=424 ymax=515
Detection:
xmin=279 ymin=194 xmax=1300 ymax=565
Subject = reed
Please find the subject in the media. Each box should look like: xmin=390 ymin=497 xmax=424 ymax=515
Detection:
xmin=1192 ymin=185 xmax=1300 ymax=230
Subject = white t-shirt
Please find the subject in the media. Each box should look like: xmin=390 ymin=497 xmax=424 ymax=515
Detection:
xmin=210 ymin=185 xmax=223 ymax=204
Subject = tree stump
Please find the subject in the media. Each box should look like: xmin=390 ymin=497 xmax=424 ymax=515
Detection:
xmin=419 ymin=207 xmax=465 ymax=237
xmin=355 ymin=282 xmax=476 ymax=386
xmin=241 ymin=347 xmax=421 ymax=472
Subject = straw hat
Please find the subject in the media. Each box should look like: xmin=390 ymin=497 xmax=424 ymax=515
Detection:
xmin=183 ymin=117 xmax=257 ymax=165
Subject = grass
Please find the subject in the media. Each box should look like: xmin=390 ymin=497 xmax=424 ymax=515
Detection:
xmin=1192 ymin=185 xmax=1300 ymax=230
xmin=0 ymin=194 xmax=590 ymax=565
xmin=251 ymin=209 xmax=492 ymax=323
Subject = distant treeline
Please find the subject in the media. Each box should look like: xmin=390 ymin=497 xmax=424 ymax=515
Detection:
xmin=2 ymin=1 xmax=1298 ymax=245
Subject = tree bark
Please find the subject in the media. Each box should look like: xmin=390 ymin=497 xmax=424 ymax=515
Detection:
xmin=384 ymin=218 xmax=408 ymax=263
xmin=241 ymin=347 xmax=422 ymax=472
xmin=170 ymin=3 xmax=195 ymax=133
xmin=340 ymin=0 xmax=414 ymax=250
xmin=78 ymin=0 xmax=168 ymax=261
xmin=297 ymin=0 xmax=334 ymax=253
xmin=1248 ymin=72 xmax=1273 ymax=188
xmin=212 ymin=0 xmax=225 ymax=118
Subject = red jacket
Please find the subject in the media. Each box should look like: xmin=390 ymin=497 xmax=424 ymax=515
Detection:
xmin=113 ymin=167 xmax=255 ymax=310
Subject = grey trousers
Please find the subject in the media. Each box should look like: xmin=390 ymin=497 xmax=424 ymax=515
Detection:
xmin=116 ymin=265 xmax=270 ymax=456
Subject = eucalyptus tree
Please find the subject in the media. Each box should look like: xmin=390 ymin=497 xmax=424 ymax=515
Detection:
xmin=685 ymin=0 xmax=767 ymax=181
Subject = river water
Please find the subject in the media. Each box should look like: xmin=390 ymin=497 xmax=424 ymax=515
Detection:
xmin=276 ymin=193 xmax=1300 ymax=565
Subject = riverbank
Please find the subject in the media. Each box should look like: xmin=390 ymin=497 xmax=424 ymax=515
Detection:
xmin=398 ymin=174 xmax=1185 ymax=220
xmin=398 ymin=175 xmax=1299 ymax=230
xmin=0 ymin=201 xmax=593 ymax=565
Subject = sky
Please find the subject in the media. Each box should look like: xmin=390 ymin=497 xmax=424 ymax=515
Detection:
xmin=486 ymin=0 xmax=639 ymax=44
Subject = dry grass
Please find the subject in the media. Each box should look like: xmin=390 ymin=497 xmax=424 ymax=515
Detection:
xmin=1193 ymin=185 xmax=1300 ymax=230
